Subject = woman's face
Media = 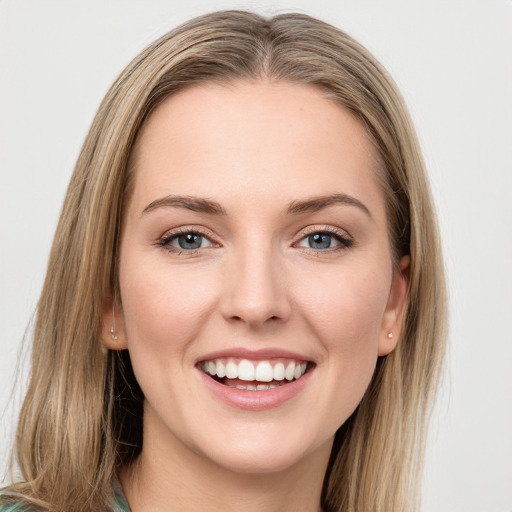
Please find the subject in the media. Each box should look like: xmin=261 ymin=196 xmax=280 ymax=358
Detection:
xmin=106 ymin=81 xmax=408 ymax=475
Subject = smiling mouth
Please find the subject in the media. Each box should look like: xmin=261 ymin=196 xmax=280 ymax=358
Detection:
xmin=199 ymin=358 xmax=310 ymax=391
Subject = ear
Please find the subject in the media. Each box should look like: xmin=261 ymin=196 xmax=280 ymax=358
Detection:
xmin=378 ymin=255 xmax=410 ymax=356
xmin=101 ymin=294 xmax=127 ymax=350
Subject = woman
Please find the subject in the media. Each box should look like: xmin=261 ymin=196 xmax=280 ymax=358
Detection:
xmin=1 ymin=10 xmax=446 ymax=512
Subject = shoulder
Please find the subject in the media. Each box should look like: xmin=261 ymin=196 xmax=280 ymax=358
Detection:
xmin=113 ymin=484 xmax=131 ymax=512
xmin=0 ymin=486 xmax=129 ymax=512
xmin=0 ymin=498 xmax=35 ymax=511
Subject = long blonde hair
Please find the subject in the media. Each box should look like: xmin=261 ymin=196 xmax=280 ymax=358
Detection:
xmin=4 ymin=10 xmax=446 ymax=512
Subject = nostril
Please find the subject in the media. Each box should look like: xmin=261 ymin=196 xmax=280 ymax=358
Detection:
xmin=229 ymin=314 xmax=280 ymax=324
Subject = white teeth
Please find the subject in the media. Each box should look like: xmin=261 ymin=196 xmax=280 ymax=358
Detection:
xmin=201 ymin=357 xmax=309 ymax=385
xmin=255 ymin=361 xmax=274 ymax=382
xmin=216 ymin=360 xmax=226 ymax=378
xmin=285 ymin=362 xmax=296 ymax=381
xmin=229 ymin=383 xmax=278 ymax=391
xmin=273 ymin=362 xmax=285 ymax=381
xmin=238 ymin=359 xmax=255 ymax=381
xmin=225 ymin=360 xmax=238 ymax=379
xmin=207 ymin=361 xmax=217 ymax=376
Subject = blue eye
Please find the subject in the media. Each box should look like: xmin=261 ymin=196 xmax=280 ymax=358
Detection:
xmin=308 ymin=233 xmax=334 ymax=249
xmin=162 ymin=231 xmax=213 ymax=251
xmin=175 ymin=233 xmax=205 ymax=250
xmin=297 ymin=231 xmax=352 ymax=251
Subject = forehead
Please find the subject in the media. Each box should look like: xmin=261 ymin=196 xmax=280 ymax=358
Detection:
xmin=128 ymin=80 xmax=385 ymax=219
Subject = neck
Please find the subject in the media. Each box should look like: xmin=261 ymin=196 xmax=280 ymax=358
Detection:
xmin=120 ymin=411 xmax=331 ymax=512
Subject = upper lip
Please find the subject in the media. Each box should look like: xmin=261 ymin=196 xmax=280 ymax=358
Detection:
xmin=196 ymin=347 xmax=313 ymax=364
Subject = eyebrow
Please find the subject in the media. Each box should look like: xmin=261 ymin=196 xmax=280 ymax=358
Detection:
xmin=141 ymin=193 xmax=371 ymax=218
xmin=287 ymin=193 xmax=372 ymax=218
xmin=142 ymin=195 xmax=227 ymax=216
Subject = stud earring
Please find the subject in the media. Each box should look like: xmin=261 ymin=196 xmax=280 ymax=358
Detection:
xmin=110 ymin=298 xmax=118 ymax=340
xmin=387 ymin=332 xmax=393 ymax=339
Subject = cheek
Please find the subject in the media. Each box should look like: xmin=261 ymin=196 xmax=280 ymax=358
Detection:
xmin=300 ymin=262 xmax=390 ymax=344
xmin=119 ymin=255 xmax=219 ymax=356
xmin=295 ymin=260 xmax=391 ymax=403
xmin=118 ymin=255 xmax=223 ymax=423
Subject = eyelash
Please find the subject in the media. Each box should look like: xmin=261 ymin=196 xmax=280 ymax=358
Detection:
xmin=156 ymin=227 xmax=218 ymax=256
xmin=156 ymin=226 xmax=353 ymax=256
xmin=295 ymin=226 xmax=354 ymax=255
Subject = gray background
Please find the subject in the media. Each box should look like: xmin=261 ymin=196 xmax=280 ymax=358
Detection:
xmin=1 ymin=1 xmax=511 ymax=511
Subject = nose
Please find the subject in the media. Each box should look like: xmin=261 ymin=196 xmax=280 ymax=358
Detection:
xmin=220 ymin=245 xmax=291 ymax=329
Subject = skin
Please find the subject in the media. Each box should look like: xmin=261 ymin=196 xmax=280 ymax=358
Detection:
xmin=102 ymin=80 xmax=409 ymax=512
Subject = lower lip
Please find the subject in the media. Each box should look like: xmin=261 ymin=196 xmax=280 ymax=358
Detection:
xmin=198 ymin=367 xmax=313 ymax=411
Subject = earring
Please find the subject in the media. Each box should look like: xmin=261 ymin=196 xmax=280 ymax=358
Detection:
xmin=387 ymin=332 xmax=393 ymax=339
xmin=110 ymin=298 xmax=118 ymax=340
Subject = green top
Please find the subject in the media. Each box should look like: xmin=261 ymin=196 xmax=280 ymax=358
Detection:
xmin=0 ymin=485 xmax=130 ymax=511
xmin=113 ymin=483 xmax=131 ymax=512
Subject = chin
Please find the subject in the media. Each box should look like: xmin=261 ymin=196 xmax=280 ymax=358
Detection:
xmin=189 ymin=421 xmax=333 ymax=476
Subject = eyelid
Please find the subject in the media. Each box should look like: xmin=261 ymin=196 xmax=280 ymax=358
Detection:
xmin=160 ymin=225 xmax=218 ymax=241
xmin=293 ymin=225 xmax=354 ymax=252
xmin=154 ymin=224 xmax=353 ymax=256
xmin=156 ymin=225 xmax=221 ymax=253
xmin=298 ymin=225 xmax=353 ymax=241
